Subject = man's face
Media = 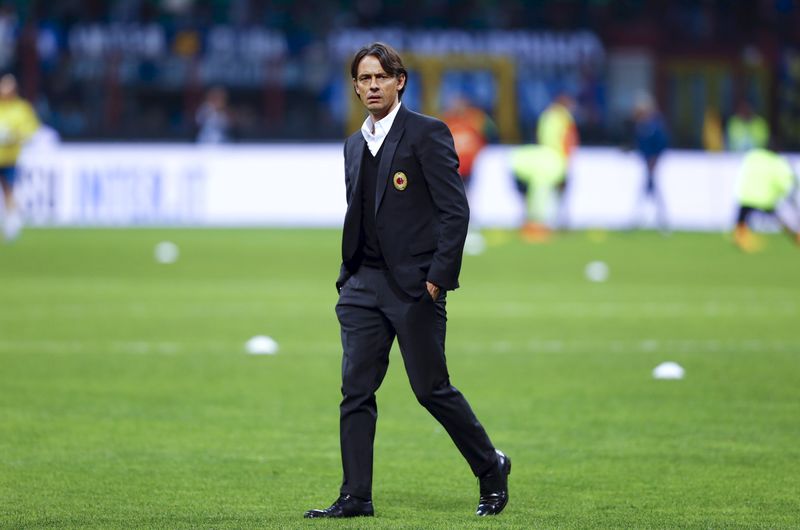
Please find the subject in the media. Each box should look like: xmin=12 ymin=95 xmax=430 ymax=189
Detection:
xmin=0 ymin=75 xmax=16 ymax=100
xmin=354 ymin=55 xmax=405 ymax=121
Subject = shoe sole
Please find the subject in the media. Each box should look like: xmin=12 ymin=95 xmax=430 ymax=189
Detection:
xmin=304 ymin=511 xmax=374 ymax=519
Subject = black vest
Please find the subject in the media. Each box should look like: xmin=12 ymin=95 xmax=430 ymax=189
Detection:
xmin=357 ymin=142 xmax=386 ymax=268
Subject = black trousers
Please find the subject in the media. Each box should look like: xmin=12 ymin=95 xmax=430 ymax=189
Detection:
xmin=335 ymin=266 xmax=497 ymax=500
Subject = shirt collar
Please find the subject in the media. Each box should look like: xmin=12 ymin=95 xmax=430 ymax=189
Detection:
xmin=361 ymin=101 xmax=402 ymax=141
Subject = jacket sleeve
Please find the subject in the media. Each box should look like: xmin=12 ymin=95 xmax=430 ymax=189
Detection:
xmin=416 ymin=118 xmax=470 ymax=290
xmin=343 ymin=141 xmax=352 ymax=203
xmin=337 ymin=140 xmax=351 ymax=293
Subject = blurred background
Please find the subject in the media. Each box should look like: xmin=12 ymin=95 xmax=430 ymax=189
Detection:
xmin=2 ymin=0 xmax=799 ymax=234
xmin=0 ymin=0 xmax=798 ymax=146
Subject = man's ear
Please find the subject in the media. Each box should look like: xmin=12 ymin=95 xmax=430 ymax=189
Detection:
xmin=397 ymin=74 xmax=406 ymax=91
xmin=353 ymin=80 xmax=359 ymax=96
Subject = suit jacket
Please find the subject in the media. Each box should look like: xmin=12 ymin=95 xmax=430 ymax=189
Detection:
xmin=336 ymin=104 xmax=470 ymax=299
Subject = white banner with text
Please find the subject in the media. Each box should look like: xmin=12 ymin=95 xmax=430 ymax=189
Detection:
xmin=13 ymin=144 xmax=800 ymax=230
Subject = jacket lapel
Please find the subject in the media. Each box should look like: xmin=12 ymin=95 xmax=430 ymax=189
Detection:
xmin=375 ymin=104 xmax=407 ymax=214
xmin=347 ymin=135 xmax=366 ymax=203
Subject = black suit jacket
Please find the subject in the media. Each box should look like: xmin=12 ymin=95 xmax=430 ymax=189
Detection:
xmin=336 ymin=104 xmax=470 ymax=299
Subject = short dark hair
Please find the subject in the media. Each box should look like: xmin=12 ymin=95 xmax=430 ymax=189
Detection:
xmin=350 ymin=42 xmax=407 ymax=98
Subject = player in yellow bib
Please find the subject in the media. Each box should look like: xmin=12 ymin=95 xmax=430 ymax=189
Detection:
xmin=511 ymin=144 xmax=566 ymax=242
xmin=0 ymin=74 xmax=40 ymax=241
xmin=733 ymin=148 xmax=799 ymax=252
xmin=512 ymin=94 xmax=578 ymax=242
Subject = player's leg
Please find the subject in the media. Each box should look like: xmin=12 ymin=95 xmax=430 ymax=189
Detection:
xmin=734 ymin=205 xmax=758 ymax=252
xmin=514 ymin=173 xmax=533 ymax=230
xmin=0 ymin=168 xmax=12 ymax=208
xmin=645 ymin=158 xmax=670 ymax=233
xmin=554 ymin=174 xmax=570 ymax=231
xmin=653 ymin=185 xmax=670 ymax=234
xmin=771 ymin=204 xmax=800 ymax=245
xmin=631 ymin=180 xmax=649 ymax=230
xmin=515 ymin=174 xmax=552 ymax=242
xmin=0 ymin=166 xmax=22 ymax=241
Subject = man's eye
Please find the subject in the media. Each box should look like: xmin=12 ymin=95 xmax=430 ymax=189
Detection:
xmin=358 ymin=75 xmax=390 ymax=83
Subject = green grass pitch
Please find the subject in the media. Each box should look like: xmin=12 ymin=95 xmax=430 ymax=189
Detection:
xmin=1 ymin=228 xmax=798 ymax=529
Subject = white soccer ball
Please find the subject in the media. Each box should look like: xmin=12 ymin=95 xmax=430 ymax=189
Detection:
xmin=652 ymin=361 xmax=685 ymax=380
xmin=245 ymin=335 xmax=279 ymax=355
xmin=584 ymin=260 xmax=609 ymax=282
xmin=154 ymin=241 xmax=180 ymax=264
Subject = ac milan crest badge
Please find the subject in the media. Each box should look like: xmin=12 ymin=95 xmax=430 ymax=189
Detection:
xmin=393 ymin=171 xmax=408 ymax=191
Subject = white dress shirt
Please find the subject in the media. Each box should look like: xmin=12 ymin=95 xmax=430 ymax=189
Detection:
xmin=360 ymin=102 xmax=402 ymax=156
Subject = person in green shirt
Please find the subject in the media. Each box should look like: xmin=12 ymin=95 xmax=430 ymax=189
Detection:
xmin=727 ymin=100 xmax=769 ymax=152
xmin=734 ymin=148 xmax=799 ymax=252
xmin=514 ymin=93 xmax=579 ymax=242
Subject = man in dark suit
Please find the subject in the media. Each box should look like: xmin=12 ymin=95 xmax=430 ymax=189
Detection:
xmin=304 ymin=43 xmax=510 ymax=519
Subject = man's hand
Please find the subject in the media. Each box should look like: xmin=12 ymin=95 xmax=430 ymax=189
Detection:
xmin=426 ymin=281 xmax=441 ymax=301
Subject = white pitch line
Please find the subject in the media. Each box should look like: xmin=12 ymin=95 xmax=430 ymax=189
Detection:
xmin=2 ymin=338 xmax=798 ymax=356
xmin=0 ymin=340 xmax=195 ymax=355
xmin=0 ymin=302 xmax=333 ymax=320
xmin=455 ymin=301 xmax=798 ymax=318
xmin=454 ymin=338 xmax=800 ymax=355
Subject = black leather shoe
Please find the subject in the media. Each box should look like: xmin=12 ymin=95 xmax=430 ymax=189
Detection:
xmin=304 ymin=494 xmax=374 ymax=518
xmin=476 ymin=449 xmax=511 ymax=516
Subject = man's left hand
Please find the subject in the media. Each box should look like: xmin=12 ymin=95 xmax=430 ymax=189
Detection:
xmin=426 ymin=281 xmax=441 ymax=301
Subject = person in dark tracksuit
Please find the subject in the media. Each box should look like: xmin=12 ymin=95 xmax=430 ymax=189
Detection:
xmin=631 ymin=92 xmax=669 ymax=231
xmin=304 ymin=42 xmax=510 ymax=519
